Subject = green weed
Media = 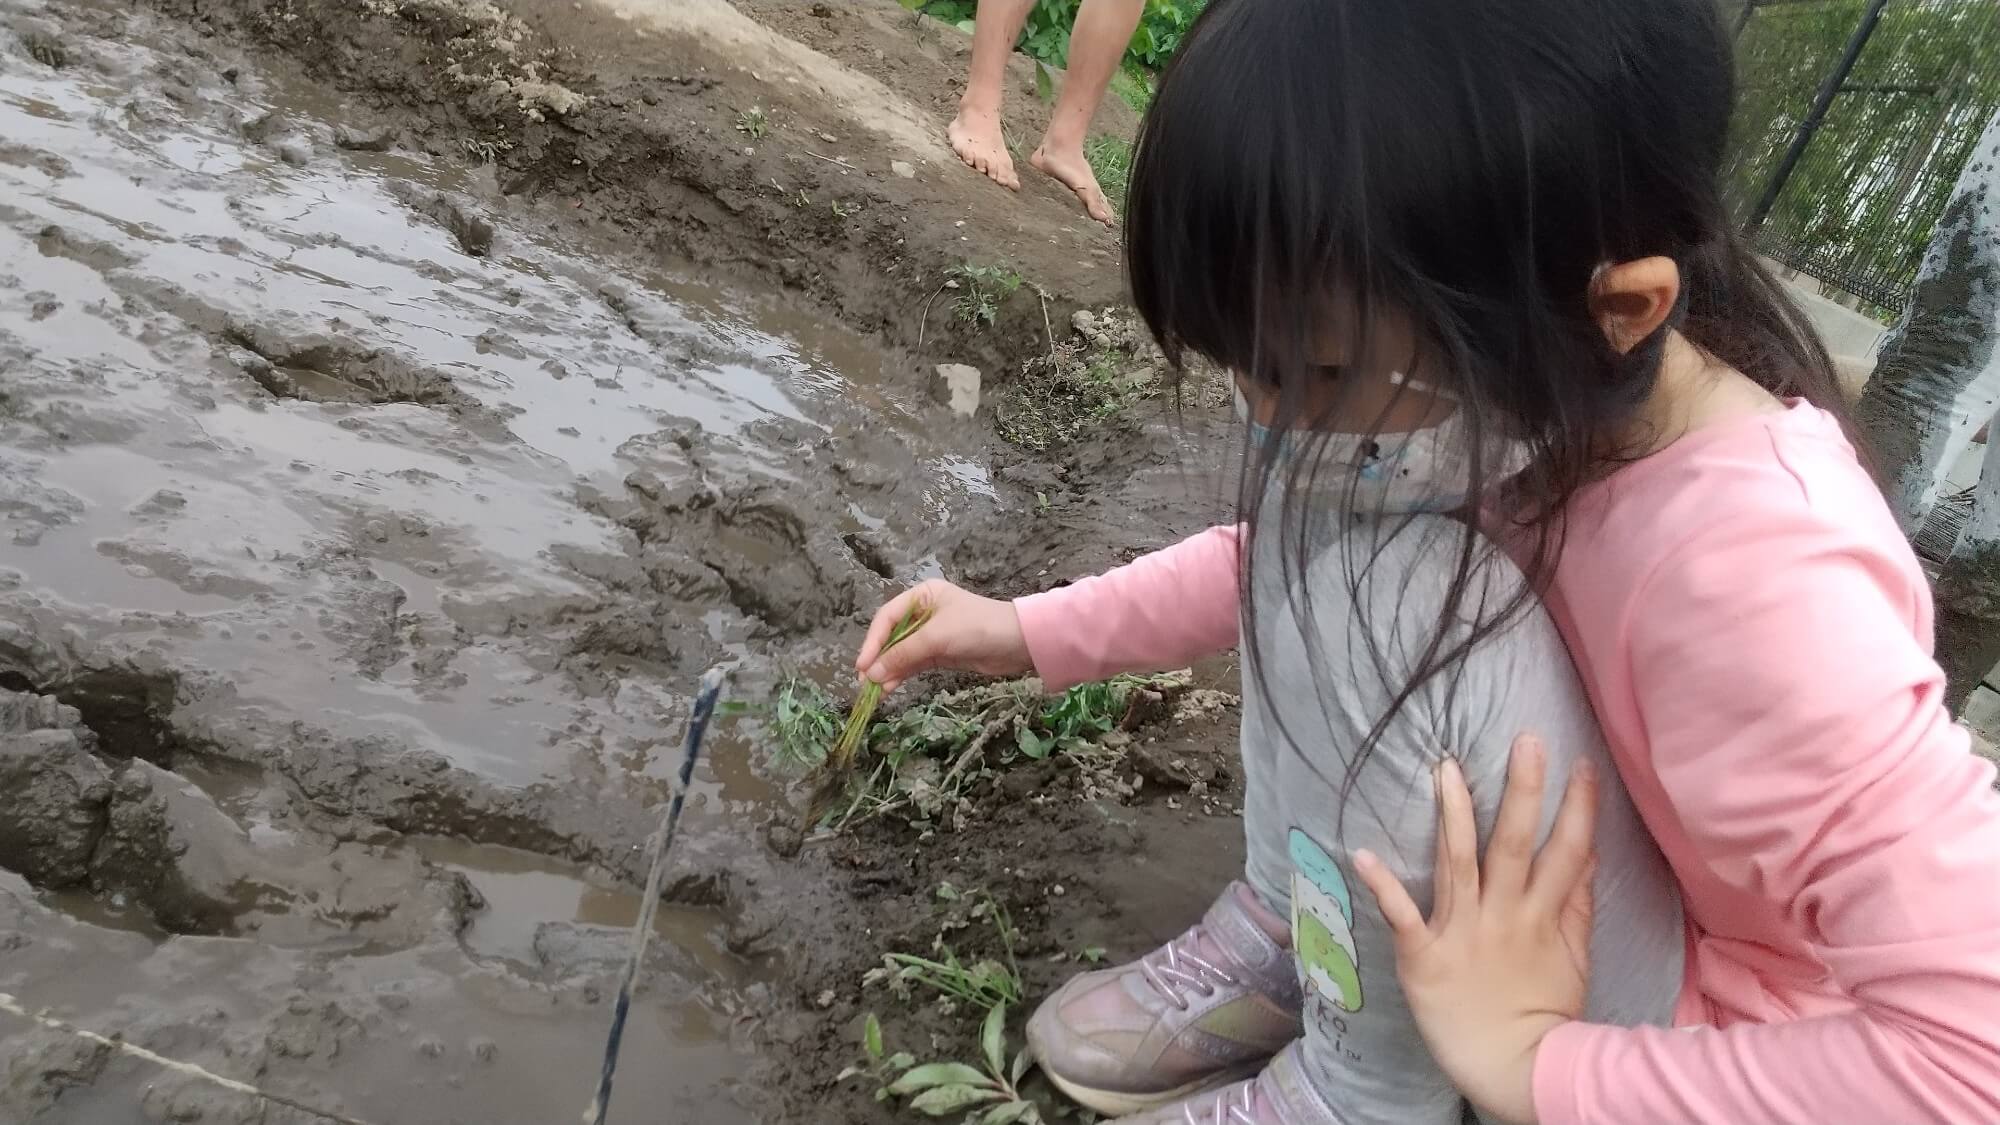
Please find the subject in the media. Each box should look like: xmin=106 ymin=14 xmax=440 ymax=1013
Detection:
xmin=837 ymin=1013 xmax=917 ymax=1102
xmin=947 ymin=263 xmax=1025 ymax=327
xmin=883 ymin=1003 xmax=1044 ymax=1122
xmin=805 ymin=671 xmax=1186 ymax=833
xmin=735 ymin=107 xmax=769 ymax=139
xmin=868 ymin=889 xmax=1024 ymax=1012
xmin=772 ymin=677 xmax=841 ymax=771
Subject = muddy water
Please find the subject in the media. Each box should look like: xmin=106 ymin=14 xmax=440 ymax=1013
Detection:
xmin=0 ymin=0 xmax=1006 ymax=1119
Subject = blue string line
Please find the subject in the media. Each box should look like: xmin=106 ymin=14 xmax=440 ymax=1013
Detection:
xmin=584 ymin=665 xmax=727 ymax=1125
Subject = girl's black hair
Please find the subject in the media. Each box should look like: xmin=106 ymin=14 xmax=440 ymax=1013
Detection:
xmin=1125 ymin=0 xmax=1850 ymax=802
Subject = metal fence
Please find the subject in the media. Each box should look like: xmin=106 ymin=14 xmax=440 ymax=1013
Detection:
xmin=1726 ymin=0 xmax=2000 ymax=316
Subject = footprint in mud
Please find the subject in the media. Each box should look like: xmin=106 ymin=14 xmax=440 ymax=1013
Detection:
xmin=222 ymin=322 xmax=474 ymax=411
xmin=700 ymin=498 xmax=860 ymax=635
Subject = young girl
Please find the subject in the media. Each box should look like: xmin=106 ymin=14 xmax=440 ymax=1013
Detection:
xmin=858 ymin=0 xmax=2000 ymax=1120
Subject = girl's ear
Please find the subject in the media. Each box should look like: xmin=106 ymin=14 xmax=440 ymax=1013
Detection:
xmin=1588 ymin=257 xmax=1682 ymax=354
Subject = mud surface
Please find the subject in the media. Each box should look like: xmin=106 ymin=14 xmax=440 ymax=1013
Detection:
xmin=0 ymin=0 xmax=1242 ymax=1121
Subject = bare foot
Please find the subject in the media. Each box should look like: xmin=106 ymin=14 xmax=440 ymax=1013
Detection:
xmin=1031 ymin=141 xmax=1114 ymax=226
xmin=948 ymin=107 xmax=1018 ymax=191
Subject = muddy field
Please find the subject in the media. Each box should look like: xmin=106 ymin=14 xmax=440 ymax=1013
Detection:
xmin=0 ymin=0 xmax=1247 ymax=1121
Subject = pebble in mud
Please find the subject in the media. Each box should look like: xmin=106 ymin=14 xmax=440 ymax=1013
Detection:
xmin=470 ymin=1037 xmax=499 ymax=1064
xmin=416 ymin=1035 xmax=447 ymax=1059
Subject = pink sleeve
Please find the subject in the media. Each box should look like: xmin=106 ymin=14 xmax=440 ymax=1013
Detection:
xmin=1533 ymin=506 xmax=2000 ymax=1123
xmin=1012 ymin=525 xmax=1242 ymax=692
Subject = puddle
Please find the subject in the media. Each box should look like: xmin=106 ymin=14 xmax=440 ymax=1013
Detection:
xmin=416 ymin=838 xmax=747 ymax=978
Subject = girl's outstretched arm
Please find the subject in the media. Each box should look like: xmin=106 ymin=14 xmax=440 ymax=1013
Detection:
xmin=1012 ymin=524 xmax=1242 ymax=691
xmin=1535 ymin=505 xmax=2000 ymax=1124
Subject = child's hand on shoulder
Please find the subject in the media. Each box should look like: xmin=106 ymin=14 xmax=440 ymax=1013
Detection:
xmin=1354 ymin=737 xmax=1598 ymax=1125
xmin=855 ymin=580 xmax=1031 ymax=693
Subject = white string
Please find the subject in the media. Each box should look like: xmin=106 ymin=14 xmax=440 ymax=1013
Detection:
xmin=0 ymin=991 xmax=379 ymax=1125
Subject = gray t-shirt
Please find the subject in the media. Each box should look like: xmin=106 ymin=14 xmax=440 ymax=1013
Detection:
xmin=1237 ymin=512 xmax=1684 ymax=1123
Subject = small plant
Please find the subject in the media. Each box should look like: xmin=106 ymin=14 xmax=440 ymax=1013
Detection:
xmin=792 ymin=188 xmax=812 ymax=208
xmin=1079 ymin=945 xmax=1108 ymax=964
xmin=772 ymin=677 xmax=840 ymax=770
xmin=867 ymin=890 xmax=1024 ymax=1011
xmin=884 ymin=1004 xmax=1043 ymax=1122
xmin=837 ymin=1013 xmax=917 ymax=1100
xmin=735 ymin=106 xmax=769 ymax=139
xmin=948 ymin=263 xmax=1025 ymax=327
xmin=831 ymin=199 xmax=858 ymax=219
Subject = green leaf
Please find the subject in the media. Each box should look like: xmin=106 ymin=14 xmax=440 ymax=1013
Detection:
xmin=888 ymin=1062 xmax=991 ymax=1095
xmin=864 ymin=1013 xmax=884 ymax=1062
xmin=910 ymin=1083 xmax=1004 ymax=1115
xmin=1017 ymin=727 xmax=1053 ymax=760
xmin=1034 ymin=60 xmax=1055 ymax=104
xmin=981 ymin=1003 xmax=1008 ymax=1077
xmin=955 ymin=18 xmax=976 ymax=34
xmin=1010 ymin=1047 xmax=1034 ymax=1085
xmin=896 ymin=0 xmax=925 ymax=8
xmin=888 ymin=1051 xmax=916 ymax=1070
xmin=983 ymin=1102 xmax=1037 ymax=1125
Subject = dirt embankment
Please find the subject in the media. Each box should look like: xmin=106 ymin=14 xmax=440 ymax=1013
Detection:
xmin=0 ymin=0 xmax=1247 ymax=1122
xmin=148 ymin=0 xmax=1139 ymax=379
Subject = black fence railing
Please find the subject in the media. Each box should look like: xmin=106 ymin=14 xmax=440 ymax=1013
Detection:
xmin=1726 ymin=0 xmax=2000 ymax=316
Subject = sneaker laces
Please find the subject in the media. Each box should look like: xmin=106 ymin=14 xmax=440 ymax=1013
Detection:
xmin=1181 ymin=1079 xmax=1260 ymax=1125
xmin=1139 ymin=925 xmax=1239 ymax=1010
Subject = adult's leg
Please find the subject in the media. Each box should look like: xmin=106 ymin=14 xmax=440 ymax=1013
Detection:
xmin=1031 ymin=0 xmax=1142 ymax=224
xmin=949 ymin=0 xmax=1037 ymax=190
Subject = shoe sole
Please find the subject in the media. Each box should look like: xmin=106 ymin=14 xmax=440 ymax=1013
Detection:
xmin=1041 ymin=1059 xmax=1268 ymax=1118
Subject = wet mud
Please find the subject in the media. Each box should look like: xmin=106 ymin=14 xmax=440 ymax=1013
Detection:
xmin=0 ymin=0 xmax=1244 ymax=1121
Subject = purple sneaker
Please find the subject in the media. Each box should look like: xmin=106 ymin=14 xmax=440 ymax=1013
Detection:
xmin=1026 ymin=883 xmax=1302 ymax=1117
xmin=1113 ymin=1040 xmax=1336 ymax=1124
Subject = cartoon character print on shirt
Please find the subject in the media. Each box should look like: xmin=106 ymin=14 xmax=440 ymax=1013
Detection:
xmin=1290 ymin=828 xmax=1363 ymax=1013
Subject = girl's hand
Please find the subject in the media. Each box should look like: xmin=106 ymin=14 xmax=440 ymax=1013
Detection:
xmin=854 ymin=580 xmax=1032 ymax=694
xmin=1353 ymin=736 xmax=1598 ymax=1125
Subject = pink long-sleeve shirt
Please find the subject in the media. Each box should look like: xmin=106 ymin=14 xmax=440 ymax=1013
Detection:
xmin=1013 ymin=401 xmax=2000 ymax=1123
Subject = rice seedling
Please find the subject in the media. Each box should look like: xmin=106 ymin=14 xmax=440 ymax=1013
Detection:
xmin=804 ymin=600 xmax=937 ymax=824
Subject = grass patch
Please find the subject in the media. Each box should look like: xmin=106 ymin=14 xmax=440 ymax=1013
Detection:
xmin=1082 ymin=135 xmax=1132 ymax=220
xmin=735 ymin=106 xmax=769 ymax=139
xmin=1110 ymin=61 xmax=1155 ymax=113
